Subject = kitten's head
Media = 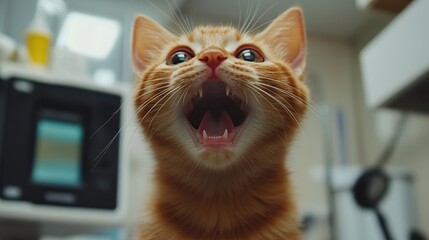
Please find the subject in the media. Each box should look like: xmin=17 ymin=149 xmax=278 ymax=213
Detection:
xmin=133 ymin=8 xmax=309 ymax=170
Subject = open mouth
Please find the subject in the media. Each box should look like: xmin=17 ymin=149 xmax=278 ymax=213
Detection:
xmin=186 ymin=80 xmax=247 ymax=147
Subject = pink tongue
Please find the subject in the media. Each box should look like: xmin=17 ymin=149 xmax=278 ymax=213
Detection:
xmin=198 ymin=111 xmax=234 ymax=136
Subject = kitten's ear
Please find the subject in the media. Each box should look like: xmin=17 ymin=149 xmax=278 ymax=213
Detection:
xmin=132 ymin=15 xmax=176 ymax=72
xmin=258 ymin=7 xmax=306 ymax=79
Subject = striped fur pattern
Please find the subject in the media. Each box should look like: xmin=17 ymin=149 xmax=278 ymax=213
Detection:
xmin=133 ymin=7 xmax=309 ymax=240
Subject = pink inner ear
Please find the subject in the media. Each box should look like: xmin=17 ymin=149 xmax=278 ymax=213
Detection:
xmin=290 ymin=43 xmax=306 ymax=71
xmin=133 ymin=54 xmax=146 ymax=73
xmin=256 ymin=8 xmax=306 ymax=78
xmin=132 ymin=15 xmax=176 ymax=73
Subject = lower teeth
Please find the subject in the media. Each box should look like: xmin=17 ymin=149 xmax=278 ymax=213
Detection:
xmin=202 ymin=129 xmax=229 ymax=141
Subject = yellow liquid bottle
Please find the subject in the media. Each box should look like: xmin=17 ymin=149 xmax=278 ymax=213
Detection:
xmin=26 ymin=31 xmax=51 ymax=66
xmin=26 ymin=14 xmax=52 ymax=67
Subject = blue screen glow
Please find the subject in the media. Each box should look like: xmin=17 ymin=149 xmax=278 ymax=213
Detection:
xmin=32 ymin=119 xmax=83 ymax=187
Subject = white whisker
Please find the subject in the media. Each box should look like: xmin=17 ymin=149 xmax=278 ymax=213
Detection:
xmin=147 ymin=85 xmax=187 ymax=133
xmin=257 ymin=76 xmax=321 ymax=117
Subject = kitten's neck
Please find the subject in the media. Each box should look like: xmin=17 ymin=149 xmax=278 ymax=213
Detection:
xmin=149 ymin=146 xmax=301 ymax=239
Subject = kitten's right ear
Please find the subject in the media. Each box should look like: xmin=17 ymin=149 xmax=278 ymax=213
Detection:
xmin=132 ymin=15 xmax=176 ymax=73
xmin=256 ymin=7 xmax=306 ymax=80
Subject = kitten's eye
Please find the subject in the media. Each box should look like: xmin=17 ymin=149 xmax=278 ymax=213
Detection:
xmin=236 ymin=49 xmax=264 ymax=62
xmin=167 ymin=51 xmax=193 ymax=65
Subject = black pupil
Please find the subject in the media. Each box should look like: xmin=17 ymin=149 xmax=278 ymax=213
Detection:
xmin=172 ymin=52 xmax=188 ymax=64
xmin=242 ymin=50 xmax=256 ymax=62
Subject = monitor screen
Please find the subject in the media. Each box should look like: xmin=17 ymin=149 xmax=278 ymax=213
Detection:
xmin=31 ymin=110 xmax=84 ymax=188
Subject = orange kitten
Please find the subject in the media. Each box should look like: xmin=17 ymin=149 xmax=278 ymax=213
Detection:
xmin=132 ymin=7 xmax=309 ymax=240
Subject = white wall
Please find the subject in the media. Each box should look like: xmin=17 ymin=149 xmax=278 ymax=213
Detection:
xmin=0 ymin=0 xmax=7 ymax=32
xmin=1 ymin=0 xmax=38 ymax=44
xmin=353 ymin=21 xmax=429 ymax=236
xmin=353 ymin=66 xmax=429 ymax=236
xmin=289 ymin=34 xmax=358 ymax=239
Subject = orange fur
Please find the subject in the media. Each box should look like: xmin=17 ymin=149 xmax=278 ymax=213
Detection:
xmin=133 ymin=7 xmax=309 ymax=240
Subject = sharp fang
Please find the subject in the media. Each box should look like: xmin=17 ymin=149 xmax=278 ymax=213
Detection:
xmin=198 ymin=87 xmax=203 ymax=98
xmin=223 ymin=129 xmax=228 ymax=140
xmin=226 ymin=86 xmax=230 ymax=96
xmin=203 ymin=130 xmax=208 ymax=140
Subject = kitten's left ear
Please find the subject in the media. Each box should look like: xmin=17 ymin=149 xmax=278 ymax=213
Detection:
xmin=257 ymin=7 xmax=306 ymax=79
xmin=132 ymin=15 xmax=176 ymax=73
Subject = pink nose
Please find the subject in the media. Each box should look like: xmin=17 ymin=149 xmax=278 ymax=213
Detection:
xmin=198 ymin=51 xmax=227 ymax=70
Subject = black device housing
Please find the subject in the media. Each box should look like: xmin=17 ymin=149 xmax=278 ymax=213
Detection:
xmin=0 ymin=78 xmax=121 ymax=209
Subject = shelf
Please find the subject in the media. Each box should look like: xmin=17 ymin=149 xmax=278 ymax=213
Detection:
xmin=360 ymin=0 xmax=429 ymax=114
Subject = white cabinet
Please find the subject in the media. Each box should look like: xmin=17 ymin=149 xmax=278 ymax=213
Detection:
xmin=360 ymin=0 xmax=429 ymax=113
